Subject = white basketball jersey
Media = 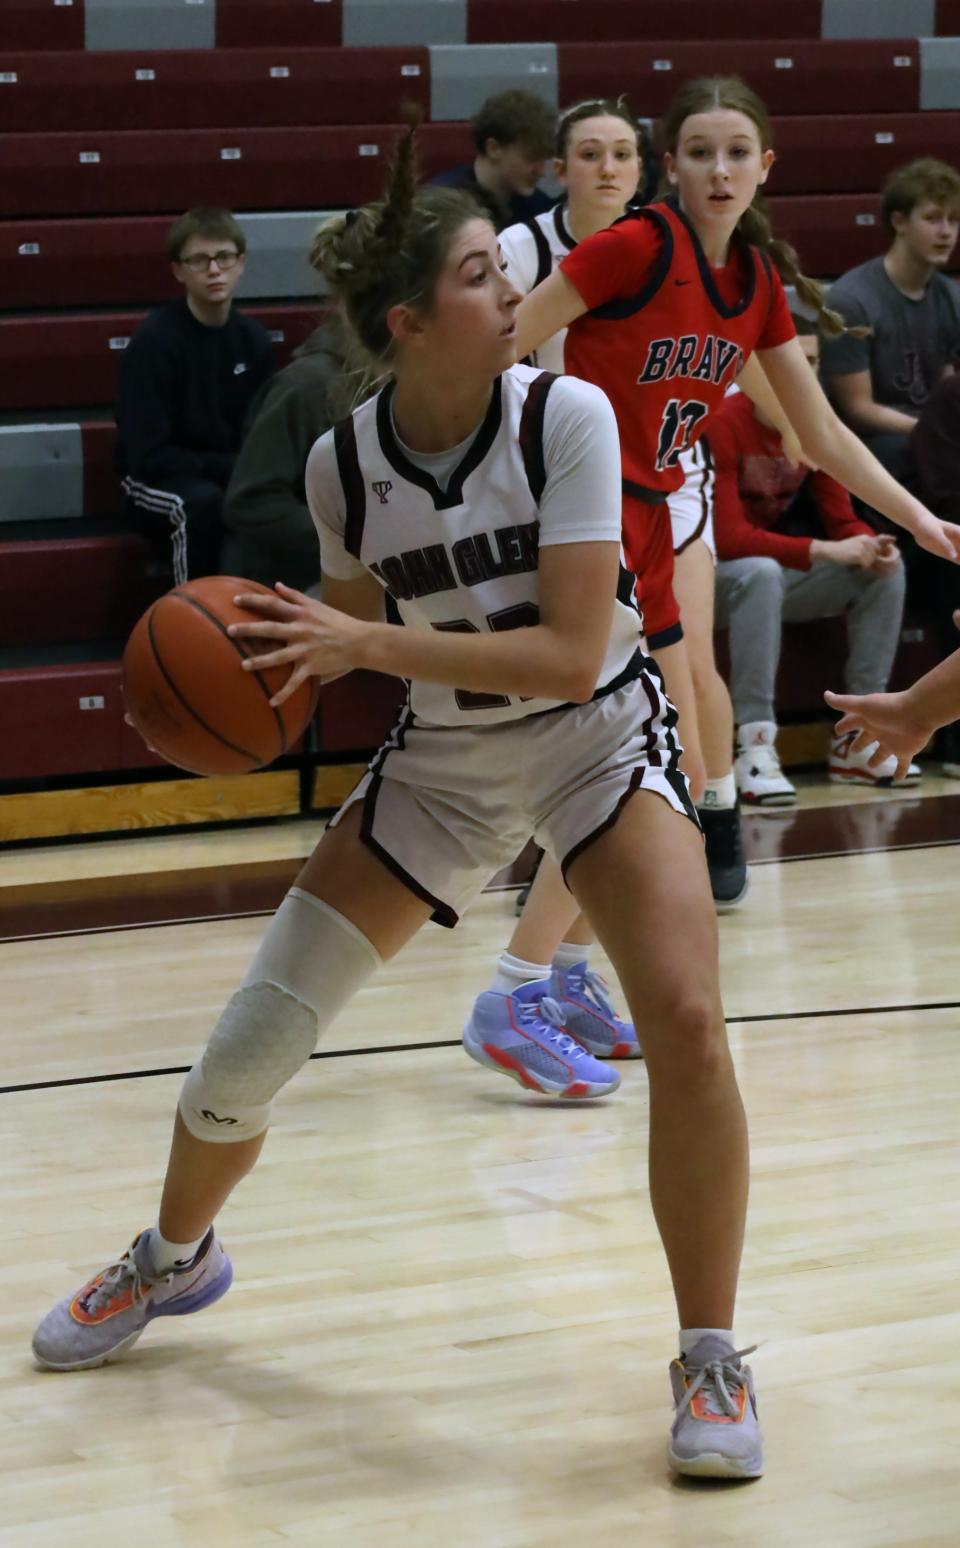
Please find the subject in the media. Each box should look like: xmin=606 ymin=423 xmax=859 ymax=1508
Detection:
xmin=499 ymin=205 xmax=578 ymax=375
xmin=319 ymin=365 xmax=641 ymax=728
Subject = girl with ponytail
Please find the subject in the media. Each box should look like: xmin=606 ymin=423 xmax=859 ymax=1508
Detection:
xmin=33 ymin=117 xmax=763 ymax=1483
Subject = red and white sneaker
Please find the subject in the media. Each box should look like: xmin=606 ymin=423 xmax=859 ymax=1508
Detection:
xmin=734 ymin=721 xmax=796 ymax=807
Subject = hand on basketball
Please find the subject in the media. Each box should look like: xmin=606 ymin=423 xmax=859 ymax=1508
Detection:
xmin=823 ymin=688 xmax=932 ymax=782
xmin=228 ymin=582 xmax=365 ymax=706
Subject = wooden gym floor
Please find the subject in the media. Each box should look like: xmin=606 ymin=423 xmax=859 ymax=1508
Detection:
xmin=2 ymin=774 xmax=959 ymax=1546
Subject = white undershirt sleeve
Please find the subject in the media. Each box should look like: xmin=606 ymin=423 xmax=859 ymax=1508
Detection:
xmin=498 ymin=222 xmax=539 ymax=297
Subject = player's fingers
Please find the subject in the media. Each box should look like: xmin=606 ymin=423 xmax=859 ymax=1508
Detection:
xmin=240 ymin=645 xmax=302 ymax=671
xmin=232 ymin=592 xmax=299 ymax=619
xmin=269 ymin=663 xmax=309 ymax=708
xmin=850 ymin=729 xmax=876 ymax=757
xmin=867 ymin=740 xmax=892 ymax=768
xmin=228 ymin=620 xmax=298 ymax=640
xmin=274 ymin=581 xmax=313 ymax=606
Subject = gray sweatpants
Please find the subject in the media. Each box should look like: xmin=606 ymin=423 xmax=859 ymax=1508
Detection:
xmin=714 ymin=556 xmax=906 ymax=726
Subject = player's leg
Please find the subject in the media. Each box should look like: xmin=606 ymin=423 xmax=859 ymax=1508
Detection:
xmin=672 ymin=537 xmax=747 ymax=909
xmin=464 ymin=849 xmax=639 ymax=1075
xmin=32 ymin=805 xmax=433 ymax=1371
xmin=566 ymin=790 xmax=761 ymax=1477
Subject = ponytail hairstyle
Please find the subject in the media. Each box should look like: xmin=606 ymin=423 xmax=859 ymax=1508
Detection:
xmin=659 ymin=76 xmax=860 ymax=338
xmin=310 ymin=109 xmax=490 ymax=370
xmin=556 ymin=95 xmax=648 ymax=162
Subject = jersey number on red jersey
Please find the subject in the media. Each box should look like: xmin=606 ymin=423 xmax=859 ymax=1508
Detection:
xmin=655 ymin=397 xmax=709 ymax=472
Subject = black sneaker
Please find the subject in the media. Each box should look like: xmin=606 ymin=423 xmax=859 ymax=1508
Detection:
xmin=699 ymin=804 xmax=749 ymax=911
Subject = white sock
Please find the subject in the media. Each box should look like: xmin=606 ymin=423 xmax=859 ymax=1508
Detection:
xmin=489 ymin=950 xmax=550 ymax=995
xmin=551 ymin=940 xmax=591 ymax=973
xmin=698 ymin=773 xmax=736 ymax=810
xmin=149 ymin=1227 xmax=208 ymax=1274
xmin=679 ymin=1326 xmax=736 ymax=1357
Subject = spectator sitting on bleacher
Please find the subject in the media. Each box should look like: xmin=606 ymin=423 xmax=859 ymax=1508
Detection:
xmin=430 ymin=89 xmax=555 ymax=232
xmin=711 ymin=317 xmax=912 ymax=805
xmin=221 ymin=315 xmax=354 ymax=593
xmin=116 ymin=207 xmax=274 ymax=584
xmin=819 ymin=158 xmax=960 ymax=480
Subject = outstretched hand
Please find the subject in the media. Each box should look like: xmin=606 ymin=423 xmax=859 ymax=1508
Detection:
xmin=823 ymin=688 xmax=932 ymax=783
xmin=910 ymin=509 xmax=960 ymax=564
xmin=229 ymin=582 xmax=365 ymax=706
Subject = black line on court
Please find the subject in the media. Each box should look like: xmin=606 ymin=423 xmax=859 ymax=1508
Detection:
xmin=4 ymin=999 xmax=959 ymax=1097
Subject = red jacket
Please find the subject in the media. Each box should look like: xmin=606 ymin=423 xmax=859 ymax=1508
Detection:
xmin=706 ymin=391 xmax=872 ymax=570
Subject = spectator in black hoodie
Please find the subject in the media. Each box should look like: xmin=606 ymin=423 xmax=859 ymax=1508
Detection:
xmin=116 ymin=207 xmax=274 ymax=582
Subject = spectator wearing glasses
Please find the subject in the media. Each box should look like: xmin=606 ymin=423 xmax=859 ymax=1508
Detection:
xmin=117 ymin=208 xmax=274 ymax=582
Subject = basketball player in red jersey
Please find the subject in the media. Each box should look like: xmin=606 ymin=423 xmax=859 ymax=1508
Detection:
xmin=517 ymin=74 xmax=959 ymax=627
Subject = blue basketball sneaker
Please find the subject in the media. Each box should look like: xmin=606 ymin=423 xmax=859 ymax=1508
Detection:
xmin=463 ymin=978 xmax=620 ymax=1097
xmin=32 ymin=1227 xmax=232 ymax=1371
xmin=549 ymin=961 xmax=641 ymax=1059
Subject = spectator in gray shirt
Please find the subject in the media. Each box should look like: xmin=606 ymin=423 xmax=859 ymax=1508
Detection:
xmin=820 ymin=158 xmax=960 ymax=479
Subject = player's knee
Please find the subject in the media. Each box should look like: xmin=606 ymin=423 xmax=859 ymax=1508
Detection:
xmin=177 ymin=887 xmax=382 ymax=1144
xmin=647 ymin=994 xmax=726 ymax=1084
xmin=179 ymin=983 xmax=317 ymax=1142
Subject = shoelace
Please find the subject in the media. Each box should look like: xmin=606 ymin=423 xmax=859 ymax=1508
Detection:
xmin=518 ymin=994 xmax=589 ymax=1059
xmin=568 ymin=967 xmax=617 ymax=1020
xmin=79 ymin=1244 xmax=169 ymax=1315
xmin=675 ymin=1343 xmax=757 ymax=1421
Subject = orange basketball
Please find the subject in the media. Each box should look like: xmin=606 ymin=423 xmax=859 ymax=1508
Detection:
xmin=122 ymin=576 xmax=319 ymax=776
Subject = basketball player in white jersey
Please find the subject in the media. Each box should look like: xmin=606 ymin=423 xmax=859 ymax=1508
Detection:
xmin=33 ymin=124 xmax=766 ymax=1481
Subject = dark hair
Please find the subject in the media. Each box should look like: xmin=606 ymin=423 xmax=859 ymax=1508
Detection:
xmin=166 ymin=207 xmax=246 ymax=263
xmin=880 ymin=157 xmax=960 ymax=235
xmin=659 ymin=76 xmax=852 ymax=338
xmin=555 ymin=95 xmax=647 ymax=163
xmin=311 ymin=118 xmax=490 ymax=366
xmin=471 ymin=88 xmax=555 ymax=159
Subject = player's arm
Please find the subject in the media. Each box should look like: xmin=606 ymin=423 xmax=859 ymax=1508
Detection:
xmin=514 ymin=268 xmax=587 ymax=361
xmin=756 ymin=336 xmax=960 ymax=564
xmin=228 ymin=384 xmax=625 ymax=706
xmin=827 ymin=369 xmax=919 ymax=437
xmin=321 ymin=571 xmax=387 ymax=624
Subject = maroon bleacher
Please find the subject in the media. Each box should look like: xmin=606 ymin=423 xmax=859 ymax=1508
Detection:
xmin=558 ymin=39 xmax=921 ymax=117
xmin=0 ymin=525 xmax=162 ymax=649
xmin=0 ymin=658 xmax=132 ymax=780
xmin=0 ymin=304 xmax=321 ymax=411
xmin=770 ymin=114 xmax=960 ymax=198
xmin=0 ymin=122 xmax=474 ymax=223
xmin=470 ymin=0 xmax=823 ymax=44
xmin=82 ymin=421 xmax=122 ymax=517
xmin=5 ymin=0 xmax=84 ymax=51
xmin=0 ymin=217 xmax=178 ymax=309
xmin=937 ymin=0 xmax=960 ymax=31
xmin=765 ymin=193 xmax=901 ymax=279
xmin=217 ymin=0 xmax=342 ymax=47
xmin=0 ymin=48 xmax=430 ymax=134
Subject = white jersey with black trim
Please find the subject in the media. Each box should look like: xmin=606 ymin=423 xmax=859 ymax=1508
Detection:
xmin=306 ymin=363 xmax=642 ymax=729
xmin=499 ymin=205 xmax=578 ymax=375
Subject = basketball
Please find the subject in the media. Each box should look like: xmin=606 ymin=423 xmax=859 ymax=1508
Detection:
xmin=122 ymin=576 xmax=319 ymax=776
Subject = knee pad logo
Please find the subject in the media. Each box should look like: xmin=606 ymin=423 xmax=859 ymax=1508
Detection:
xmin=201 ymin=1109 xmax=239 ymax=1126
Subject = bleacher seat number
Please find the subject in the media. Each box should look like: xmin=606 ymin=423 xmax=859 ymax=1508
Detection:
xmin=18 ymin=244 xmax=40 ymax=256
xmin=401 ymin=65 xmax=421 ymax=76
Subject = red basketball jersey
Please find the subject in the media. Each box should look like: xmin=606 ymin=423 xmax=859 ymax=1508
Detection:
xmin=561 ymin=197 xmax=795 ymax=495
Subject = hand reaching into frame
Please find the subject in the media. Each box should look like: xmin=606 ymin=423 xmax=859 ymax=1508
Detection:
xmin=228 ymin=582 xmax=367 ymax=706
xmin=823 ymin=688 xmax=934 ymax=783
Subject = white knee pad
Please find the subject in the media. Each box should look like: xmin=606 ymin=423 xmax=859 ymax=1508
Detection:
xmin=179 ymin=888 xmax=381 ymax=1142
